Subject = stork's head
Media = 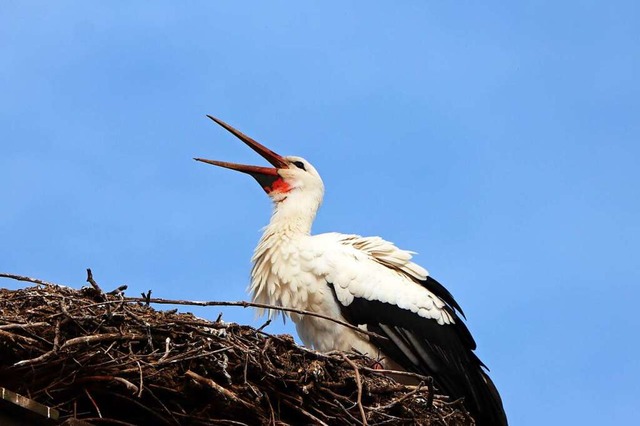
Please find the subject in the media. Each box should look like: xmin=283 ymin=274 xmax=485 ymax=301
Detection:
xmin=195 ymin=116 xmax=325 ymax=208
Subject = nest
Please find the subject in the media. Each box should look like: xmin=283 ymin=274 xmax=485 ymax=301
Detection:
xmin=0 ymin=272 xmax=473 ymax=425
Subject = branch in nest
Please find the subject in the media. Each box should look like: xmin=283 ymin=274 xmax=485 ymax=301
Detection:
xmin=341 ymin=353 xmax=367 ymax=426
xmin=0 ymin=272 xmax=60 ymax=287
xmin=185 ymin=370 xmax=252 ymax=409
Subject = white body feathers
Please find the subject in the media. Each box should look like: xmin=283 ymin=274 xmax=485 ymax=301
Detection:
xmin=250 ymin=226 xmax=454 ymax=360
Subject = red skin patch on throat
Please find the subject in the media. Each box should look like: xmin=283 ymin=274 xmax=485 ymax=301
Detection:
xmin=263 ymin=177 xmax=291 ymax=194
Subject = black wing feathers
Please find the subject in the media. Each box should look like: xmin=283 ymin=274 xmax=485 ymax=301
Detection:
xmin=328 ymin=278 xmax=508 ymax=426
xmin=422 ymin=276 xmax=466 ymax=319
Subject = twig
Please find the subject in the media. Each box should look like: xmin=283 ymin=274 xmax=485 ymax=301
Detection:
xmin=0 ymin=272 xmax=60 ymax=287
xmin=13 ymin=333 xmax=146 ymax=367
xmin=360 ymin=366 xmax=432 ymax=383
xmin=63 ymin=333 xmax=145 ymax=348
xmin=0 ymin=329 xmax=41 ymax=345
xmin=257 ymin=318 xmax=271 ymax=332
xmin=185 ymin=370 xmax=251 ymax=408
xmin=136 ymin=361 xmax=144 ymax=398
xmin=17 ymin=350 xmax=56 ymax=368
xmin=263 ymin=392 xmax=276 ymax=426
xmin=243 ymin=352 xmax=249 ymax=384
xmin=341 ymin=354 xmax=367 ymax=426
xmin=375 ymin=382 xmax=423 ymax=411
xmin=84 ymin=387 xmax=103 ymax=418
xmin=280 ymin=398 xmax=330 ymax=426
xmin=86 ymin=268 xmax=101 ymax=292
xmin=156 ymin=347 xmax=230 ymax=366
xmin=86 ymin=268 xmax=107 ymax=302
xmin=159 ymin=337 xmax=171 ymax=363
xmin=123 ymin=296 xmax=387 ymax=342
xmin=331 ymin=397 xmax=363 ymax=425
xmin=141 ymin=290 xmax=152 ymax=306
xmin=77 ymin=376 xmax=139 ymax=394
xmin=107 ymin=285 xmax=128 ymax=296
xmin=53 ymin=319 xmax=61 ymax=350
xmin=0 ymin=322 xmax=50 ymax=330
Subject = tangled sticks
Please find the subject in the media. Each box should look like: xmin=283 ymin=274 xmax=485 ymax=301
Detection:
xmin=0 ymin=271 xmax=473 ymax=425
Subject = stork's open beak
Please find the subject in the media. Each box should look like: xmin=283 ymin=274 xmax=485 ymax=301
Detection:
xmin=195 ymin=115 xmax=289 ymax=193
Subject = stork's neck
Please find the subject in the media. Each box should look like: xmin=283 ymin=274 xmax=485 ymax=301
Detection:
xmin=263 ymin=193 xmax=321 ymax=237
xmin=250 ymin=192 xmax=322 ymax=311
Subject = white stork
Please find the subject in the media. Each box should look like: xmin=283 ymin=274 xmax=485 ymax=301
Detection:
xmin=196 ymin=116 xmax=508 ymax=426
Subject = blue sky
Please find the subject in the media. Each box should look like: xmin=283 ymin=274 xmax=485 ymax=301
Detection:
xmin=1 ymin=2 xmax=639 ymax=424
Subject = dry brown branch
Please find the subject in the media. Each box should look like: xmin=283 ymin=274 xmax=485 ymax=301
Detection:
xmin=122 ymin=295 xmax=388 ymax=342
xmin=84 ymin=387 xmax=102 ymax=418
xmin=342 ymin=353 xmax=368 ymax=425
xmin=77 ymin=376 xmax=139 ymax=394
xmin=0 ymin=328 xmax=41 ymax=345
xmin=361 ymin=365 xmax=433 ymax=382
xmin=0 ymin=272 xmax=60 ymax=287
xmin=376 ymin=382 xmax=424 ymax=411
xmin=85 ymin=268 xmax=102 ymax=293
xmin=0 ymin=321 xmax=50 ymax=330
xmin=185 ymin=370 xmax=252 ymax=409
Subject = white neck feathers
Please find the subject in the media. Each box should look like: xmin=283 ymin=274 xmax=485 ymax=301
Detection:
xmin=248 ymin=190 xmax=323 ymax=315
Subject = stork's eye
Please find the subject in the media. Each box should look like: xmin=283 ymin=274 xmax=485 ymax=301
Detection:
xmin=292 ymin=161 xmax=306 ymax=170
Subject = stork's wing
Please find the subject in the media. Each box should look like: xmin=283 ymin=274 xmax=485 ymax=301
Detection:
xmin=339 ymin=234 xmax=467 ymax=318
xmin=308 ymin=233 xmax=508 ymax=426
